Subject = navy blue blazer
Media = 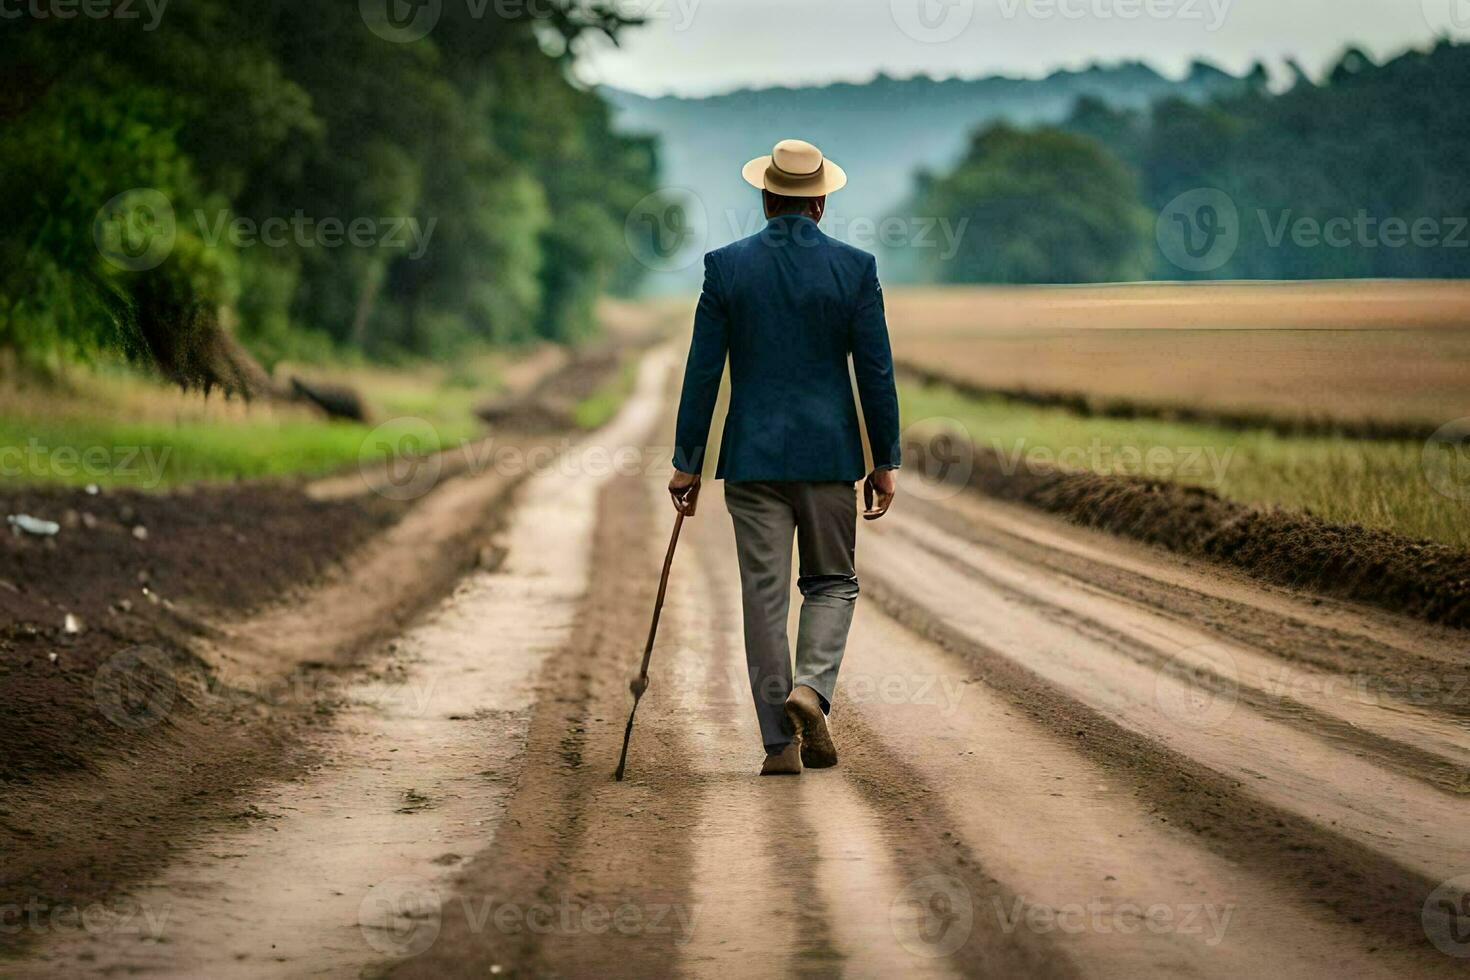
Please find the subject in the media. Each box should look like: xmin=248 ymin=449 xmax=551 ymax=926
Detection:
xmin=672 ymin=214 xmax=902 ymax=483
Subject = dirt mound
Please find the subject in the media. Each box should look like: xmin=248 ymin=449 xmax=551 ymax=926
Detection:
xmin=918 ymin=444 xmax=1470 ymax=629
xmin=476 ymin=346 xmax=622 ymax=431
xmin=290 ymin=375 xmax=368 ymax=421
xmin=0 ymin=483 xmax=401 ymax=784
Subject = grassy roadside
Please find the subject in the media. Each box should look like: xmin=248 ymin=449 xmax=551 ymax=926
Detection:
xmin=0 ymin=414 xmax=473 ymax=488
xmin=0 ymin=353 xmax=512 ymax=490
xmin=0 ymin=325 xmax=659 ymax=491
xmin=572 ymin=356 xmax=639 ymax=430
xmin=901 ymin=381 xmax=1470 ymax=552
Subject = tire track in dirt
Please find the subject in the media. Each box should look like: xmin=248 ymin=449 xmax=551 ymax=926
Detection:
xmin=859 ymin=572 xmax=1454 ymax=966
xmin=504 ymin=469 xmax=707 ymax=980
xmin=865 ymin=516 xmax=1469 ymax=868
xmin=828 ymin=714 xmax=1079 ymax=979
xmin=834 ymin=602 xmax=1435 ymax=976
xmin=384 ymin=361 xmax=710 ymax=978
xmin=670 ymin=500 xmax=848 ymax=978
xmin=886 ymin=520 xmax=1470 ymax=794
xmin=677 ymin=480 xmax=1076 ymax=979
xmin=910 ymin=493 xmax=1470 ymax=714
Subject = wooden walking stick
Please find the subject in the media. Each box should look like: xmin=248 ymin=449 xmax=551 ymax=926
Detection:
xmin=614 ymin=480 xmax=697 ymax=781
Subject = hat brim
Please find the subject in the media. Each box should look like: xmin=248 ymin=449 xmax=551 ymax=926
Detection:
xmin=742 ymin=155 xmax=848 ymax=197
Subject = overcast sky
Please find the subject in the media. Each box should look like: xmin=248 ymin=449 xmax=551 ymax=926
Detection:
xmin=575 ymin=0 xmax=1469 ymax=96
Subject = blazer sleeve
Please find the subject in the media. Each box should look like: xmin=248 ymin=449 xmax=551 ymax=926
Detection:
xmin=851 ymin=255 xmax=902 ymax=470
xmin=672 ymin=252 xmax=730 ymax=473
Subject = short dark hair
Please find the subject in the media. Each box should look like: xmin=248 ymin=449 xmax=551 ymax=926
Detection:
xmin=763 ymin=190 xmax=822 ymax=217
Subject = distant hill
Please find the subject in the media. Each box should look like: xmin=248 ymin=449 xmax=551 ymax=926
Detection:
xmin=603 ymin=61 xmax=1251 ymax=289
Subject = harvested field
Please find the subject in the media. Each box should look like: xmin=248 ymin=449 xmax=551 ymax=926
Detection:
xmin=886 ymin=282 xmax=1470 ymax=435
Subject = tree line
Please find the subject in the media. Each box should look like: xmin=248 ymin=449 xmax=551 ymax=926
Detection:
xmin=909 ymin=41 xmax=1470 ymax=284
xmin=1 ymin=2 xmax=659 ymax=386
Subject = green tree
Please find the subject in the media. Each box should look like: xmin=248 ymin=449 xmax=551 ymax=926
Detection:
xmin=912 ymin=125 xmax=1152 ymax=284
xmin=0 ymin=2 xmax=660 ymax=381
xmin=1058 ymin=40 xmax=1470 ymax=281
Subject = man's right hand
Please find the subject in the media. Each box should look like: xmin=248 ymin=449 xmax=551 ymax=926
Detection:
xmin=863 ymin=468 xmax=897 ymax=521
xmin=669 ymin=469 xmax=701 ymax=516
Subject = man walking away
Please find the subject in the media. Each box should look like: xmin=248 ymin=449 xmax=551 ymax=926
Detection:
xmin=667 ymin=139 xmax=901 ymax=776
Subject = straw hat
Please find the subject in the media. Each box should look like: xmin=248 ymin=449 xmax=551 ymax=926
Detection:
xmin=741 ymin=139 xmax=848 ymax=197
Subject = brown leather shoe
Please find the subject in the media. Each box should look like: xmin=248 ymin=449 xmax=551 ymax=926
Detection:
xmin=760 ymin=742 xmax=802 ymax=775
xmin=785 ymin=685 xmax=837 ymax=768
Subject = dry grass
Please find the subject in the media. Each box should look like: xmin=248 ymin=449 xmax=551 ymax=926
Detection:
xmin=886 ymin=281 xmax=1470 ymax=433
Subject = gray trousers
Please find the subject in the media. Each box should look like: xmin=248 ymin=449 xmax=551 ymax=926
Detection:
xmin=724 ymin=481 xmax=859 ymax=752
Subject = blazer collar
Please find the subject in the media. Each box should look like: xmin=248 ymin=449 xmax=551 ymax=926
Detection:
xmin=761 ymin=213 xmax=825 ymax=246
xmin=765 ymin=213 xmax=820 ymax=230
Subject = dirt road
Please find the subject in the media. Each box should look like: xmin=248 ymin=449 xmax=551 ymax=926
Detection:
xmin=9 ymin=346 xmax=1469 ymax=977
